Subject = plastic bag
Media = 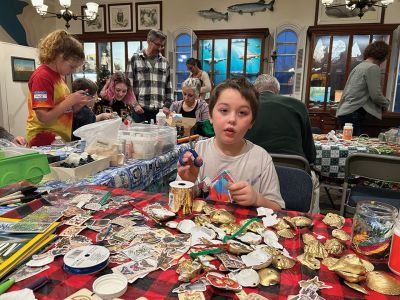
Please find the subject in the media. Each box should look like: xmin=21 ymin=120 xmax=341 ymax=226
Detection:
xmin=73 ymin=117 xmax=121 ymax=147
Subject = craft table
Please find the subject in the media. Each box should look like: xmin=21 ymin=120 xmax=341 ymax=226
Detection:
xmin=5 ymin=186 xmax=399 ymax=300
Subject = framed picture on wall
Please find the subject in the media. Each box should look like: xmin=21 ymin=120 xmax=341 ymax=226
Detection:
xmin=82 ymin=4 xmax=106 ymax=33
xmin=316 ymin=0 xmax=383 ymax=25
xmin=135 ymin=1 xmax=162 ymax=32
xmin=108 ymin=3 xmax=133 ymax=32
xmin=11 ymin=57 xmax=36 ymax=82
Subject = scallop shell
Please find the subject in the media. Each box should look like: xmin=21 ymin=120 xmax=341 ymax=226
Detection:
xmin=321 ymin=257 xmax=338 ymax=269
xmin=304 ymin=240 xmax=328 ymax=259
xmin=190 ymin=226 xmax=216 ymax=245
xmin=336 ymin=270 xmax=366 ymax=283
xmin=324 ymin=238 xmax=345 ymax=255
xmin=194 ymin=215 xmax=211 ymax=226
xmin=210 ymin=209 xmax=236 ymax=224
xmin=361 ymin=259 xmax=374 ymax=272
xmin=344 ymin=281 xmax=369 ymax=295
xmin=165 ymin=221 xmax=178 ymax=229
xmin=297 ymin=253 xmax=321 ymax=270
xmin=177 ymin=219 xmax=196 ymax=234
xmin=322 ymin=213 xmax=345 ymax=229
xmin=329 ymin=254 xmax=366 ymax=274
xmin=202 ymin=205 xmax=216 ymax=215
xmin=176 ymin=259 xmax=203 ymax=282
xmin=258 ymin=268 xmax=280 ymax=286
xmin=227 ymin=240 xmax=254 ymax=255
xmin=302 ymin=233 xmax=317 ymax=245
xmin=332 ymin=229 xmax=351 ymax=241
xmin=273 ymin=218 xmax=291 ymax=231
xmin=150 ymin=207 xmax=176 ymax=221
xmin=192 ymin=200 xmax=206 ymax=213
xmin=237 ymin=232 xmax=263 ymax=245
xmin=282 ymin=216 xmax=297 ymax=228
xmin=366 ymin=271 xmax=400 ymax=295
xmin=277 ymin=228 xmax=295 ymax=239
xmin=259 ymin=245 xmax=281 ymax=257
xmin=272 ymin=254 xmax=296 ymax=270
xmin=231 ymin=269 xmax=260 ymax=287
xmin=220 ymin=223 xmax=242 ymax=235
xmin=291 ymin=216 xmax=313 ymax=227
xmin=241 ymin=249 xmax=273 ymax=270
xmin=239 ymin=219 xmax=265 ymax=233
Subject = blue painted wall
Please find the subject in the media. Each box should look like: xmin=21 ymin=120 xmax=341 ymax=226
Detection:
xmin=0 ymin=0 xmax=28 ymax=45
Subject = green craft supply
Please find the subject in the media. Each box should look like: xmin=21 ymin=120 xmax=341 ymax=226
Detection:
xmin=0 ymin=278 xmax=15 ymax=294
xmin=189 ymin=248 xmax=223 ymax=259
xmin=99 ymin=191 xmax=111 ymax=206
xmin=223 ymin=217 xmax=260 ymax=243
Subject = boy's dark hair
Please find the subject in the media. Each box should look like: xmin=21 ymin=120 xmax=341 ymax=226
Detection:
xmin=72 ymin=78 xmax=98 ymax=95
xmin=209 ymin=77 xmax=260 ymax=123
xmin=186 ymin=58 xmax=202 ymax=70
xmin=363 ymin=41 xmax=390 ymax=62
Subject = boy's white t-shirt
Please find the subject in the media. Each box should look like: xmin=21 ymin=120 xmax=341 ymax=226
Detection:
xmin=189 ymin=137 xmax=285 ymax=208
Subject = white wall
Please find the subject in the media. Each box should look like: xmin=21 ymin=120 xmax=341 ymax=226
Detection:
xmin=0 ymin=42 xmax=38 ymax=137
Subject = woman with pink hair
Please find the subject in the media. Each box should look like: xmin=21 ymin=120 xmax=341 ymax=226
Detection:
xmin=94 ymin=72 xmax=137 ymax=121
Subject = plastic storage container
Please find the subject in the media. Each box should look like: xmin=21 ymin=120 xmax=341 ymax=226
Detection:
xmin=118 ymin=123 xmax=177 ymax=160
xmin=343 ymin=123 xmax=353 ymax=141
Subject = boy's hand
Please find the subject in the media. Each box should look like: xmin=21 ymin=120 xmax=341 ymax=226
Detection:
xmin=12 ymin=136 xmax=26 ymax=146
xmin=177 ymin=151 xmax=201 ymax=183
xmin=98 ymin=113 xmax=113 ymax=121
xmin=134 ymin=104 xmax=144 ymax=114
xmin=226 ymin=181 xmax=258 ymax=206
xmin=68 ymin=90 xmax=92 ymax=107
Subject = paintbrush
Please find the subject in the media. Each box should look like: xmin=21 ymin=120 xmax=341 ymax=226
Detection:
xmin=128 ymin=201 xmax=162 ymax=226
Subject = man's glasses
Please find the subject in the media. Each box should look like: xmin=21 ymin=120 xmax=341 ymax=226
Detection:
xmin=151 ymin=40 xmax=165 ymax=49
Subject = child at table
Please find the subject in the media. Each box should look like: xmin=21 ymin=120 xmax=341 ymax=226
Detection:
xmin=26 ymin=30 xmax=92 ymax=147
xmin=177 ymin=78 xmax=284 ymax=210
xmin=71 ymin=78 xmax=113 ymax=140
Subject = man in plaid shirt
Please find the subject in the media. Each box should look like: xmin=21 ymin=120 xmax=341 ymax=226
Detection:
xmin=130 ymin=30 xmax=172 ymax=123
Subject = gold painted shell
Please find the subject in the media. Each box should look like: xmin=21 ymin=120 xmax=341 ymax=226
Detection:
xmin=176 ymin=259 xmax=203 ymax=282
xmin=272 ymin=254 xmax=296 ymax=270
xmin=277 ymin=228 xmax=295 ymax=239
xmin=291 ymin=216 xmax=313 ymax=227
xmin=282 ymin=216 xmax=296 ymax=228
xmin=273 ymin=218 xmax=291 ymax=231
xmin=202 ymin=205 xmax=216 ymax=215
xmin=260 ymin=245 xmax=281 ymax=257
xmin=192 ymin=200 xmax=206 ymax=213
xmin=304 ymin=240 xmax=328 ymax=259
xmin=227 ymin=240 xmax=254 ymax=255
xmin=210 ymin=209 xmax=236 ymax=224
xmin=324 ymin=238 xmax=345 ymax=255
xmin=336 ymin=270 xmax=366 ymax=283
xmin=329 ymin=254 xmax=366 ymax=274
xmin=258 ymin=268 xmax=280 ymax=286
xmin=366 ymin=271 xmax=400 ymax=296
xmin=322 ymin=213 xmax=345 ymax=229
xmin=322 ymin=257 xmax=338 ymax=269
xmin=194 ymin=215 xmax=211 ymax=226
xmin=343 ymin=281 xmax=369 ymax=295
xmin=302 ymin=233 xmax=317 ymax=245
xmin=297 ymin=253 xmax=321 ymax=270
xmin=220 ymin=223 xmax=242 ymax=235
xmin=239 ymin=219 xmax=265 ymax=233
xmin=361 ymin=259 xmax=374 ymax=272
xmin=332 ymin=229 xmax=351 ymax=241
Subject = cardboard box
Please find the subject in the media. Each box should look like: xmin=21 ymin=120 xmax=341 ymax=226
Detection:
xmin=46 ymin=157 xmax=111 ymax=181
xmin=166 ymin=117 xmax=196 ymax=137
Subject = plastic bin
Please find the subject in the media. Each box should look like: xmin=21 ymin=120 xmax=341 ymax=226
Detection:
xmin=118 ymin=123 xmax=177 ymax=160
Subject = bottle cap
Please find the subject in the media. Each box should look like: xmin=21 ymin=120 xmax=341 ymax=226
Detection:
xmin=345 ymin=123 xmax=353 ymax=126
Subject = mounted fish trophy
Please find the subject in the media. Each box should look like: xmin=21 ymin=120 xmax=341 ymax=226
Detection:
xmin=198 ymin=8 xmax=229 ymax=22
xmin=227 ymin=0 xmax=275 ymax=15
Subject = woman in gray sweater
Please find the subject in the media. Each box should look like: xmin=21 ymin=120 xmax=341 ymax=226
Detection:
xmin=336 ymin=41 xmax=390 ymax=136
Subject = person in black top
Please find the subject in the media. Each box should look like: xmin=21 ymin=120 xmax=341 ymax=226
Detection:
xmin=94 ymin=72 xmax=137 ymax=121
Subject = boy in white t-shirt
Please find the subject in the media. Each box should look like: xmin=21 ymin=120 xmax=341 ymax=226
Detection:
xmin=178 ymin=78 xmax=284 ymax=210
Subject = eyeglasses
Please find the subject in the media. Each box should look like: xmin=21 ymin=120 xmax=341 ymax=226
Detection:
xmin=151 ymin=40 xmax=165 ymax=49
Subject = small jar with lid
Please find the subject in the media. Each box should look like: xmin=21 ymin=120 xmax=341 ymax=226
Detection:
xmin=343 ymin=123 xmax=353 ymax=141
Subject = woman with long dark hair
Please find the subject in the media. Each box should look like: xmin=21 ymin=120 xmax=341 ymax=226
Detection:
xmin=186 ymin=58 xmax=212 ymax=101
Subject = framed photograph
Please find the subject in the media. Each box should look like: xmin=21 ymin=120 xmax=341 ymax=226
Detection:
xmin=136 ymin=1 xmax=162 ymax=32
xmin=108 ymin=3 xmax=133 ymax=32
xmin=81 ymin=4 xmax=106 ymax=33
xmin=11 ymin=57 xmax=36 ymax=82
xmin=316 ymin=0 xmax=383 ymax=25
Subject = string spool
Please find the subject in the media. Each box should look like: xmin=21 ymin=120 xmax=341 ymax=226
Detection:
xmin=169 ymin=180 xmax=194 ymax=215
xmin=63 ymin=245 xmax=110 ymax=275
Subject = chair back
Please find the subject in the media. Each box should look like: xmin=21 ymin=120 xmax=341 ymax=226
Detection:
xmin=275 ymin=165 xmax=313 ymax=212
xmin=270 ymin=153 xmax=311 ymax=174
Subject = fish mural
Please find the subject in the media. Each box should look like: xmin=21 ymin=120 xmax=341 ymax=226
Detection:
xmin=240 ymin=53 xmax=260 ymax=60
xmin=227 ymin=0 xmax=275 ymax=15
xmin=204 ymin=57 xmax=227 ymax=64
xmin=198 ymin=8 xmax=229 ymax=22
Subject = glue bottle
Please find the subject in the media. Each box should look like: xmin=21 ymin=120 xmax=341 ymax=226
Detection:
xmin=343 ymin=123 xmax=353 ymax=141
xmin=156 ymin=109 xmax=166 ymax=126
xmin=388 ymin=215 xmax=400 ymax=275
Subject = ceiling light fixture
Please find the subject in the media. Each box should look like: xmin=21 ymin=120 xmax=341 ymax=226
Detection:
xmin=321 ymin=0 xmax=394 ymax=18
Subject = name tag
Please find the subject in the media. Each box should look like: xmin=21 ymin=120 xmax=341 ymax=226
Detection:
xmin=33 ymin=91 xmax=47 ymax=101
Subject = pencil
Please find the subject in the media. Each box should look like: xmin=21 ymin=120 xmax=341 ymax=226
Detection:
xmin=128 ymin=201 xmax=162 ymax=226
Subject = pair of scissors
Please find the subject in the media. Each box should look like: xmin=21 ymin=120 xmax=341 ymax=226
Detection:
xmin=178 ymin=136 xmax=203 ymax=168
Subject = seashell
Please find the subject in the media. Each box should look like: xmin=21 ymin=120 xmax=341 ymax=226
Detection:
xmin=304 ymin=240 xmax=328 ymax=259
xmin=227 ymin=240 xmax=254 ymax=255
xmin=291 ymin=216 xmax=313 ymax=227
xmin=324 ymin=238 xmax=345 ymax=255
xmin=231 ymin=269 xmax=260 ymax=287
xmin=273 ymin=218 xmax=291 ymax=231
xmin=190 ymin=226 xmax=216 ymax=245
xmin=297 ymin=253 xmax=320 ymax=270
xmin=241 ymin=249 xmax=273 ymax=270
xmin=322 ymin=213 xmax=345 ymax=229
xmin=302 ymin=233 xmax=317 ymax=245
xmin=277 ymin=228 xmax=295 ymax=239
xmin=210 ymin=209 xmax=236 ymax=224
xmin=261 ymin=230 xmax=283 ymax=249
xmin=366 ymin=271 xmax=400 ymax=296
xmin=165 ymin=221 xmax=178 ymax=229
xmin=206 ymin=272 xmax=240 ymax=290
xmin=177 ymin=219 xmax=196 ymax=234
xmin=239 ymin=219 xmax=264 ymax=233
xmin=329 ymin=254 xmax=366 ymax=274
xmin=332 ymin=229 xmax=351 ymax=241
xmin=192 ymin=200 xmax=206 ymax=213
xmin=150 ymin=207 xmax=176 ymax=221
xmin=259 ymin=245 xmax=281 ymax=257
xmin=282 ymin=216 xmax=297 ymax=228
xmin=176 ymin=259 xmax=203 ymax=282
xmin=361 ymin=259 xmax=374 ymax=272
xmin=343 ymin=281 xmax=369 ymax=295
xmin=203 ymin=205 xmax=216 ymax=215
xmin=272 ymin=254 xmax=296 ymax=270
xmin=204 ymin=223 xmax=226 ymax=240
xmin=336 ymin=270 xmax=366 ymax=283
xmin=258 ymin=268 xmax=280 ymax=286
xmin=220 ymin=223 xmax=242 ymax=235
xmin=321 ymin=257 xmax=338 ymax=269
xmin=194 ymin=215 xmax=211 ymax=226
xmin=237 ymin=232 xmax=262 ymax=245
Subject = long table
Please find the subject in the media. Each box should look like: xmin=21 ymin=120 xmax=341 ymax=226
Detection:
xmin=5 ymin=186 xmax=399 ymax=300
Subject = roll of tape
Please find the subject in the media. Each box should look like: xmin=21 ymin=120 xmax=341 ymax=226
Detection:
xmin=168 ymin=180 xmax=194 ymax=214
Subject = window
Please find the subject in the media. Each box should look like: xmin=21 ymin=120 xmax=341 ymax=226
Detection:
xmin=275 ymin=30 xmax=298 ymax=95
xmin=175 ymin=33 xmax=192 ymax=100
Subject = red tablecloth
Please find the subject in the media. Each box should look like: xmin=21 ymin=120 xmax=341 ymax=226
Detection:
xmin=7 ymin=186 xmax=400 ymax=300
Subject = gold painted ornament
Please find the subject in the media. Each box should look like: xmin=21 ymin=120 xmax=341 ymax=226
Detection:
xmin=324 ymin=238 xmax=345 ymax=255
xmin=297 ymin=253 xmax=320 ymax=270
xmin=282 ymin=216 xmax=296 ymax=228
xmin=194 ymin=215 xmax=211 ymax=226
xmin=304 ymin=240 xmax=328 ymax=259
xmin=366 ymin=271 xmax=400 ymax=296
xmin=302 ymin=233 xmax=317 ymax=245
xmin=260 ymin=246 xmax=281 ymax=257
xmin=272 ymin=254 xmax=296 ymax=270
xmin=343 ymin=281 xmax=369 ymax=295
xmin=210 ymin=209 xmax=236 ymax=224
xmin=202 ymin=205 xmax=216 ymax=215
xmin=258 ymin=268 xmax=280 ymax=286
xmin=321 ymin=257 xmax=338 ymax=269
xmin=277 ymin=228 xmax=295 ymax=239
xmin=220 ymin=223 xmax=242 ymax=235
xmin=291 ymin=216 xmax=313 ymax=227
xmin=336 ymin=270 xmax=366 ymax=283
xmin=240 ymin=219 xmax=265 ymax=233
xmin=176 ymin=259 xmax=203 ymax=282
xmin=329 ymin=254 xmax=366 ymax=275
xmin=332 ymin=229 xmax=351 ymax=241
xmin=322 ymin=213 xmax=345 ymax=229
xmin=227 ymin=240 xmax=254 ymax=255
xmin=192 ymin=200 xmax=206 ymax=213
xmin=273 ymin=219 xmax=291 ymax=231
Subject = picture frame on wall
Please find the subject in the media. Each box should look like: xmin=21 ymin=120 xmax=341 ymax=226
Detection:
xmin=11 ymin=57 xmax=36 ymax=82
xmin=316 ymin=0 xmax=383 ymax=25
xmin=81 ymin=4 xmax=106 ymax=33
xmin=135 ymin=1 xmax=162 ymax=32
xmin=108 ymin=3 xmax=133 ymax=32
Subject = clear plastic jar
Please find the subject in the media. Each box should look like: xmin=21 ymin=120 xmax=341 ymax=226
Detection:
xmin=343 ymin=123 xmax=353 ymax=141
xmin=389 ymin=216 xmax=400 ymax=275
xmin=51 ymin=135 xmax=65 ymax=148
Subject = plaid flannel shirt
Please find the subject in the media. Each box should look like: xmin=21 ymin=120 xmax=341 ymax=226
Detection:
xmin=130 ymin=50 xmax=173 ymax=110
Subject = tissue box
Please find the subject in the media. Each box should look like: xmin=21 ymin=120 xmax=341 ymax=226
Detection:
xmin=46 ymin=157 xmax=111 ymax=181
